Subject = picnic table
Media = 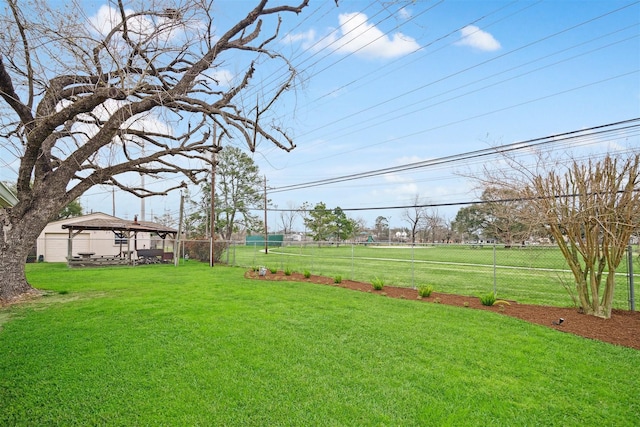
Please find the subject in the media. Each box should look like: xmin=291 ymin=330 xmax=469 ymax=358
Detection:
xmin=77 ymin=252 xmax=95 ymax=259
xmin=67 ymin=253 xmax=129 ymax=268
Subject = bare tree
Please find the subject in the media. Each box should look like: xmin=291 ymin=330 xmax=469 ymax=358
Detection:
xmin=484 ymin=152 xmax=640 ymax=318
xmin=480 ymin=187 xmax=532 ymax=246
xmin=402 ymin=195 xmax=428 ymax=245
xmin=278 ymin=201 xmax=301 ymax=235
xmin=424 ymin=208 xmax=445 ymax=243
xmin=0 ymin=0 xmax=321 ymax=302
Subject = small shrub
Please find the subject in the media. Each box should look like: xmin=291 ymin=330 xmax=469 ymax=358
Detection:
xmin=418 ymin=285 xmax=433 ymax=298
xmin=334 ymin=275 xmax=342 ymax=284
xmin=480 ymin=292 xmax=497 ymax=306
xmin=463 ymin=301 xmax=470 ymax=307
xmin=303 ymin=270 xmax=311 ymax=279
xmin=269 ymin=267 xmax=278 ymax=274
xmin=371 ymin=277 xmax=384 ymax=290
xmin=183 ymin=239 xmax=227 ymax=263
xmin=284 ymin=267 xmax=293 ymax=276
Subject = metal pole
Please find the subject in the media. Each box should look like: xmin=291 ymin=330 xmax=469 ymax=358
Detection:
xmin=351 ymin=244 xmax=354 ymax=280
xmin=628 ymin=244 xmax=635 ymax=311
xmin=493 ymin=243 xmax=497 ymax=296
xmin=411 ymin=243 xmax=415 ymax=289
xmin=264 ymin=175 xmax=268 ymax=255
xmin=232 ymin=241 xmax=236 ymax=267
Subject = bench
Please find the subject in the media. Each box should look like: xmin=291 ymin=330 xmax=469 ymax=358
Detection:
xmin=136 ymin=250 xmax=174 ymax=264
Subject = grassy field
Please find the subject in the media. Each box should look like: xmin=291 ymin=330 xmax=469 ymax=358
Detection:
xmin=228 ymin=243 xmax=638 ymax=308
xmin=0 ymin=262 xmax=638 ymax=425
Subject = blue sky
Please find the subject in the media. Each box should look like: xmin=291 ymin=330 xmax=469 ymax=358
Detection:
xmin=3 ymin=1 xmax=639 ymax=232
xmin=234 ymin=0 xmax=639 ymax=230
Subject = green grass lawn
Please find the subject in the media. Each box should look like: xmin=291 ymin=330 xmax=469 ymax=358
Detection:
xmin=230 ymin=243 xmax=638 ymax=308
xmin=0 ymin=262 xmax=638 ymax=425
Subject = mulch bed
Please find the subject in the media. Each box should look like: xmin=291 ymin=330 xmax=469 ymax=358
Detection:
xmin=246 ymin=270 xmax=640 ymax=350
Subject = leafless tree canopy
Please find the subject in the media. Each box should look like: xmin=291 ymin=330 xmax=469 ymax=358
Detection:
xmin=0 ymin=0 xmax=317 ymax=300
xmin=278 ymin=201 xmax=301 ymax=235
xmin=0 ymin=0 xmax=309 ymax=206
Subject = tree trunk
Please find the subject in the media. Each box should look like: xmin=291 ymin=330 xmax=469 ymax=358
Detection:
xmin=0 ymin=240 xmax=37 ymax=302
xmin=600 ymin=271 xmax=616 ymax=319
xmin=1 ymin=199 xmax=60 ymax=303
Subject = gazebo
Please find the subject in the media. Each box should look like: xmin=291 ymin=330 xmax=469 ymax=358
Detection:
xmin=62 ymin=216 xmax=178 ymax=267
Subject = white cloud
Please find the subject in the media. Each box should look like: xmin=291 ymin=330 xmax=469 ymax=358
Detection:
xmin=89 ymin=5 xmax=154 ymax=39
xmin=393 ymin=155 xmax=427 ymax=165
xmin=282 ymin=29 xmax=316 ymax=44
xmin=58 ymin=98 xmax=172 ymax=147
xmin=456 ymin=25 xmax=501 ymax=52
xmin=209 ymin=69 xmax=234 ymax=88
xmin=89 ymin=5 xmax=122 ymax=36
xmin=398 ymin=8 xmax=412 ymax=20
xmin=287 ymin=12 xmax=420 ymax=60
xmin=383 ymin=173 xmax=412 ymax=183
xmin=88 ymin=5 xmax=191 ymax=44
xmin=379 ymin=173 xmax=419 ymax=198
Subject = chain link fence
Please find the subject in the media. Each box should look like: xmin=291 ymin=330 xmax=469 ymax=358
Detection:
xmin=220 ymin=240 xmax=637 ymax=310
xmin=33 ymin=235 xmax=637 ymax=310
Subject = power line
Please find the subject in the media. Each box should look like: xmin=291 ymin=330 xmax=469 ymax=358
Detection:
xmin=269 ymin=118 xmax=640 ymax=193
xmin=265 ymin=187 xmax=640 ymax=214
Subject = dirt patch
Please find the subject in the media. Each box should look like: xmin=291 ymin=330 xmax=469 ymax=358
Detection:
xmin=246 ymin=270 xmax=640 ymax=350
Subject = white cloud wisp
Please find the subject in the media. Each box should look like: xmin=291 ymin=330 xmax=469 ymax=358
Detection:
xmin=456 ymin=25 xmax=501 ymax=52
xmin=288 ymin=12 xmax=420 ymax=60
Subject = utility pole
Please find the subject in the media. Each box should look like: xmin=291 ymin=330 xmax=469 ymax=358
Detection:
xmin=264 ymin=175 xmax=268 ymax=254
xmin=210 ymin=126 xmax=217 ymax=267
